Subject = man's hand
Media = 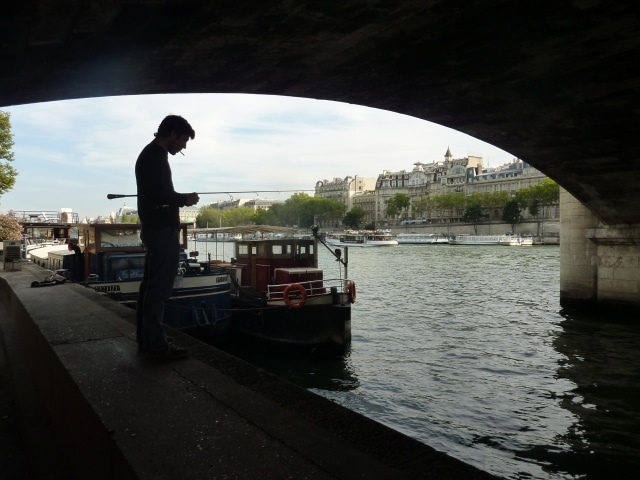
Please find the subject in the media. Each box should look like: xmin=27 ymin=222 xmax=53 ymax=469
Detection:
xmin=185 ymin=192 xmax=200 ymax=206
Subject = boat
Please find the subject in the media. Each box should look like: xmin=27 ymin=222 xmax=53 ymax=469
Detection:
xmin=19 ymin=220 xmax=79 ymax=265
xmin=64 ymin=222 xmax=233 ymax=334
xmin=20 ymin=216 xmax=353 ymax=350
xmin=397 ymin=233 xmax=449 ymax=245
xmin=448 ymin=234 xmax=501 ymax=245
xmin=221 ymin=225 xmax=354 ymax=351
xmin=326 ymin=229 xmax=398 ymax=247
xmin=498 ymin=234 xmax=533 ymax=246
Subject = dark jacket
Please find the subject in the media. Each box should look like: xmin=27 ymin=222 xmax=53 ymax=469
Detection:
xmin=135 ymin=142 xmax=188 ymax=229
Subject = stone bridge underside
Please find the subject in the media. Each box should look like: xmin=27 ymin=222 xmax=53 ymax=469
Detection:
xmin=2 ymin=0 xmax=640 ymax=226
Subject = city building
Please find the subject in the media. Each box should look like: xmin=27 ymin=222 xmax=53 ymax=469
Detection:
xmin=466 ymin=158 xmax=545 ymax=195
xmin=316 ymin=147 xmax=555 ymax=227
xmin=179 ymin=207 xmax=200 ymax=224
xmin=371 ymin=148 xmax=484 ymax=225
xmin=208 ymin=198 xmax=283 ymax=211
xmin=314 ymin=176 xmax=376 ymax=210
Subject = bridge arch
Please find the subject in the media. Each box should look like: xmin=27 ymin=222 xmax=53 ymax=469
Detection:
xmin=2 ymin=1 xmax=639 ymax=312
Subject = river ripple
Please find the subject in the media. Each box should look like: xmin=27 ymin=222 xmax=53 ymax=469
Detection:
xmin=214 ymin=243 xmax=640 ymax=479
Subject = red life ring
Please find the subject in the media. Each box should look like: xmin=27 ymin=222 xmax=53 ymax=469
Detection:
xmin=283 ymin=283 xmax=307 ymax=309
xmin=347 ymin=280 xmax=356 ymax=303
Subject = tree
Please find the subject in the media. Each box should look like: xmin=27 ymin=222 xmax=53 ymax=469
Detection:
xmin=280 ymin=192 xmax=313 ymax=227
xmin=412 ymin=194 xmax=433 ymax=221
xmin=385 ymin=193 xmax=411 ymax=223
xmin=279 ymin=193 xmax=345 ymax=228
xmin=432 ymin=193 xmax=465 ymax=222
xmin=306 ymin=196 xmax=346 ymax=227
xmin=519 ymin=178 xmax=559 ymax=238
xmin=251 ymin=207 xmax=278 ymax=225
xmin=0 ymin=110 xmax=18 ymax=199
xmin=0 ymin=213 xmax=21 ymax=241
xmin=224 ymin=206 xmax=256 ymax=226
xmin=502 ymin=200 xmax=522 ymax=233
xmin=343 ymin=206 xmax=365 ymax=229
xmin=196 ymin=205 xmax=225 ymax=228
xmin=534 ymin=179 xmax=560 ymax=238
xmin=463 ymin=203 xmax=484 ymax=234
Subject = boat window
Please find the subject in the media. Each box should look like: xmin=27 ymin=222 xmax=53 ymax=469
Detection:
xmin=297 ymin=244 xmax=313 ymax=255
xmin=86 ymin=229 xmax=95 ymax=250
xmin=100 ymin=228 xmax=142 ymax=248
xmin=272 ymin=245 xmax=283 ymax=255
xmin=237 ymin=244 xmax=248 ymax=255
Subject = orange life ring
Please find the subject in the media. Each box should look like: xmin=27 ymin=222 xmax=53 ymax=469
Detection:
xmin=283 ymin=283 xmax=307 ymax=309
xmin=347 ymin=280 xmax=356 ymax=303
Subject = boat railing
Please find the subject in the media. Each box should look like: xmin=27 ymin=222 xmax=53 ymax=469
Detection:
xmin=266 ymin=277 xmax=351 ymax=300
xmin=13 ymin=210 xmax=80 ymax=224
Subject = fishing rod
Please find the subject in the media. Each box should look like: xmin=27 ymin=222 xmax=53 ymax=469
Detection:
xmin=106 ymin=189 xmax=314 ymax=200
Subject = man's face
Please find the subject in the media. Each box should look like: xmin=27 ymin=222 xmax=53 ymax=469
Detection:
xmin=168 ymin=132 xmax=190 ymax=155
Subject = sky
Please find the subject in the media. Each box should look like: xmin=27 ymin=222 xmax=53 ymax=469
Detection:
xmin=1 ymin=94 xmax=517 ymax=221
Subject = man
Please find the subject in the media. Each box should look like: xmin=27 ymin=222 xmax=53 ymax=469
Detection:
xmin=67 ymin=241 xmax=83 ymax=281
xmin=135 ymin=115 xmax=199 ymax=359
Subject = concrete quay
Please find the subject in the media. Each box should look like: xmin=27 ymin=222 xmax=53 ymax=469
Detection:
xmin=0 ymin=261 xmax=498 ymax=479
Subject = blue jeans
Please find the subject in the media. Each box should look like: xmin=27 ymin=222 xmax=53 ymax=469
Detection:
xmin=136 ymin=225 xmax=180 ymax=351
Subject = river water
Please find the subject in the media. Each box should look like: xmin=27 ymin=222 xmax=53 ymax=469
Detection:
xmin=197 ymin=241 xmax=640 ymax=479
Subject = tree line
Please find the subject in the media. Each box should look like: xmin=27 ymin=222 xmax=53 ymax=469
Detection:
xmin=194 ymin=179 xmax=559 ymax=234
xmin=195 ymin=192 xmax=347 ymax=230
xmin=385 ymin=178 xmax=560 ymax=235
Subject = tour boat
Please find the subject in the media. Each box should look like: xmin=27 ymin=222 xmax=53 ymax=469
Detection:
xmin=448 ymin=234 xmax=501 ymax=245
xmin=498 ymin=234 xmax=534 ymax=246
xmin=326 ymin=230 xmax=398 ymax=247
xmin=397 ymin=233 xmax=449 ymax=245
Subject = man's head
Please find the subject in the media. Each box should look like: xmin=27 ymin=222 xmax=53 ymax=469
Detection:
xmin=154 ymin=115 xmax=195 ymax=155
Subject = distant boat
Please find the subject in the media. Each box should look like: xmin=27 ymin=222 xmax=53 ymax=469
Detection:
xmin=326 ymin=230 xmax=398 ymax=247
xmin=397 ymin=233 xmax=449 ymax=245
xmin=498 ymin=234 xmax=533 ymax=246
xmin=448 ymin=234 xmax=501 ymax=245
xmin=195 ymin=232 xmax=242 ymax=242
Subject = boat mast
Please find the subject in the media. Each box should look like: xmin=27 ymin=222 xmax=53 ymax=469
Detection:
xmin=311 ymin=225 xmax=348 ymax=278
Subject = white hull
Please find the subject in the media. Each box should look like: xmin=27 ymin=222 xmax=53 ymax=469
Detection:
xmin=326 ymin=238 xmax=398 ymax=247
xmin=449 ymin=235 xmax=501 ymax=245
xmin=397 ymin=233 xmax=449 ymax=245
xmin=498 ymin=236 xmax=533 ymax=246
xmin=326 ymin=230 xmax=398 ymax=247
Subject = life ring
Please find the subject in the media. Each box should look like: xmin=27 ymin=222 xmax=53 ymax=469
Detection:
xmin=283 ymin=283 xmax=307 ymax=309
xmin=347 ymin=280 xmax=356 ymax=303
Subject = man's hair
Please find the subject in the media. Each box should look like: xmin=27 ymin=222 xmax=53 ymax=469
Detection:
xmin=155 ymin=115 xmax=195 ymax=139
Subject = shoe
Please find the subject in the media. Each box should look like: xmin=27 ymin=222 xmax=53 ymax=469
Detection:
xmin=146 ymin=342 xmax=189 ymax=360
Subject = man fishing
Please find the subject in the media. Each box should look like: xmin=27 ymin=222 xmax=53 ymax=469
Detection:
xmin=135 ymin=115 xmax=199 ymax=360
